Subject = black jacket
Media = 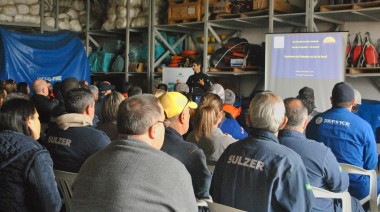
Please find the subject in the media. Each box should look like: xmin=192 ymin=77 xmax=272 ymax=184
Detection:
xmin=31 ymin=94 xmax=59 ymax=123
xmin=186 ymin=72 xmax=211 ymax=93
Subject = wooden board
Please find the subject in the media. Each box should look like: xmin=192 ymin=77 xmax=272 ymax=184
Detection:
xmin=353 ymin=0 xmax=380 ymax=9
xmin=253 ymin=0 xmax=301 ymax=13
xmin=320 ymin=0 xmax=380 ymax=12
xmin=209 ymin=66 xmax=261 ymax=72
xmin=347 ymin=67 xmax=380 ymax=74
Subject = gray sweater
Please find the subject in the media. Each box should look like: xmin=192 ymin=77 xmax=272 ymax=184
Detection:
xmin=71 ymin=138 xmax=197 ymax=212
xmin=187 ymin=128 xmax=236 ymax=164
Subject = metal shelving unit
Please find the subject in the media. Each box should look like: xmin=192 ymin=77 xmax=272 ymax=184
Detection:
xmin=310 ymin=0 xmax=380 ymax=79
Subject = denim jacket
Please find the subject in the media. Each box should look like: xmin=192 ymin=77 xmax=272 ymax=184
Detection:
xmin=0 ymin=130 xmax=61 ymax=212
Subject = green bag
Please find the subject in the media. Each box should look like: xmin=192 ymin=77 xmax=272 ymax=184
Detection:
xmin=111 ymin=55 xmax=125 ymax=72
xmin=88 ymin=50 xmax=116 ymax=73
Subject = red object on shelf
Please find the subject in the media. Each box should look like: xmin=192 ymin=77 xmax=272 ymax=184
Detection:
xmin=182 ymin=50 xmax=197 ymax=55
xmin=168 ymin=63 xmax=180 ymax=67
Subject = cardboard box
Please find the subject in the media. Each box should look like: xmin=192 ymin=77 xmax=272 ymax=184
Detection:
xmin=168 ymin=0 xmax=204 ymax=23
xmin=253 ymin=0 xmax=305 ymax=13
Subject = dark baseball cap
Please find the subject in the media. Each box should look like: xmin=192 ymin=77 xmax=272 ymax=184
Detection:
xmin=332 ymin=82 xmax=355 ymax=103
xmin=98 ymin=81 xmax=115 ymax=92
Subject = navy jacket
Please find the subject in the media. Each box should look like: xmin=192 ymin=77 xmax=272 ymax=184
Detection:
xmin=43 ymin=124 xmax=111 ymax=173
xmin=161 ymin=127 xmax=212 ymax=199
xmin=306 ymin=107 xmax=379 ymax=200
xmin=210 ymin=129 xmax=315 ymax=212
xmin=279 ymin=130 xmax=349 ymax=212
xmin=0 ymin=131 xmax=61 ymax=212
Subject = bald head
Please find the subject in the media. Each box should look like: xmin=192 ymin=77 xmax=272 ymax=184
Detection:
xmin=32 ymin=79 xmax=49 ymax=96
xmin=283 ymin=98 xmax=308 ymax=131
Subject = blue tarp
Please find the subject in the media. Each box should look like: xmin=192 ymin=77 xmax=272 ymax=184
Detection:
xmin=0 ymin=27 xmax=90 ymax=85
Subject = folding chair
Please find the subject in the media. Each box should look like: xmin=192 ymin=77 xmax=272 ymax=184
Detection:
xmin=54 ymin=169 xmax=77 ymax=212
xmin=207 ymin=165 xmax=215 ymax=173
xmin=311 ymin=186 xmax=351 ymax=212
xmin=340 ymin=163 xmax=378 ymax=212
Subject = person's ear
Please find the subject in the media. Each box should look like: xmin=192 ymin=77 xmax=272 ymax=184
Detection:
xmin=148 ymin=123 xmax=158 ymax=139
xmin=85 ymin=104 xmax=93 ymax=115
xmin=303 ymin=118 xmax=309 ymax=130
xmin=351 ymin=98 xmax=356 ymax=106
xmin=279 ymin=116 xmax=288 ymax=131
xmin=330 ymin=96 xmax=333 ymax=105
xmin=179 ymin=113 xmax=185 ymax=124
xmin=246 ymin=115 xmax=251 ymax=127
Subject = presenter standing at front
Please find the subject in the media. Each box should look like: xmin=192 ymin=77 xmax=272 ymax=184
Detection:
xmin=186 ymin=59 xmax=212 ymax=95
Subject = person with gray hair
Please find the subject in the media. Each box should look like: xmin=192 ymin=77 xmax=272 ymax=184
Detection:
xmin=223 ymin=89 xmax=241 ymax=119
xmin=42 ymin=88 xmax=111 ymax=173
xmin=71 ymin=94 xmax=197 ymax=211
xmin=210 ymin=91 xmax=315 ymax=212
xmin=279 ymin=98 xmax=364 ymax=212
xmin=174 ymin=82 xmax=190 ymax=93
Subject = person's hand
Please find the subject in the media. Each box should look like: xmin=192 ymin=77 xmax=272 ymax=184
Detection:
xmin=199 ymin=79 xmax=205 ymax=86
xmin=224 ymin=133 xmax=232 ymax=138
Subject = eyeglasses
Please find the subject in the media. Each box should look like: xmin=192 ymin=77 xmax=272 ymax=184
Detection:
xmin=157 ymin=119 xmax=171 ymax=126
xmin=179 ymin=99 xmax=190 ymax=115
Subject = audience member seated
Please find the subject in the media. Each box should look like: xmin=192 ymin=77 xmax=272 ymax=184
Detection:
xmin=223 ymin=89 xmax=241 ymax=119
xmin=43 ymin=88 xmax=111 ymax=172
xmin=173 ymin=83 xmax=194 ymax=139
xmin=120 ymin=81 xmax=133 ymax=99
xmin=96 ymin=81 xmax=115 ymax=120
xmin=209 ymin=84 xmax=248 ymax=140
xmin=79 ymin=80 xmax=89 ymax=89
xmin=280 ymin=97 xmax=364 ymax=212
xmin=96 ymin=91 xmax=124 ymax=140
xmin=157 ymin=83 xmax=168 ymax=91
xmin=46 ymin=80 xmax=54 ymax=99
xmin=0 ymin=88 xmax=7 ymax=106
xmin=210 ymin=91 xmax=315 ymax=211
xmin=0 ymin=98 xmax=61 ymax=211
xmin=128 ymin=85 xmax=143 ymax=97
xmin=49 ymin=77 xmax=80 ymax=126
xmin=89 ymin=85 xmax=100 ymax=127
xmin=52 ymin=81 xmax=63 ymax=103
xmin=306 ymin=82 xmax=379 ymax=200
xmin=159 ymin=92 xmax=212 ymax=199
xmin=3 ymin=79 xmax=17 ymax=94
xmin=352 ymin=89 xmax=362 ymax=113
xmin=297 ymin=86 xmax=319 ymax=120
xmin=16 ymin=82 xmax=30 ymax=95
xmin=174 ymin=82 xmax=190 ymax=93
xmin=71 ymin=94 xmax=197 ymax=211
xmin=31 ymin=79 xmax=59 ymax=125
xmin=153 ymin=89 xmax=166 ymax=98
xmin=187 ymin=93 xmax=236 ymax=164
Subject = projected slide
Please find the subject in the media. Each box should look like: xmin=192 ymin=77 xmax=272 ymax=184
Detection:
xmin=265 ymin=32 xmax=347 ymax=112
xmin=271 ymin=33 xmax=344 ymax=79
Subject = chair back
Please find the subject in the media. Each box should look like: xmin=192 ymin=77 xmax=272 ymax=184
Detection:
xmin=311 ymin=186 xmax=351 ymax=212
xmin=207 ymin=165 xmax=215 ymax=173
xmin=340 ymin=163 xmax=378 ymax=212
xmin=206 ymin=201 xmax=246 ymax=212
xmin=54 ymin=169 xmax=77 ymax=212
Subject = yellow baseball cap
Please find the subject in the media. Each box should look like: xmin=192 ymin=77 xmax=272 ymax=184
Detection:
xmin=159 ymin=92 xmax=198 ymax=118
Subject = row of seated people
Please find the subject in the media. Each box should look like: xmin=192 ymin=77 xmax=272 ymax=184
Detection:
xmin=0 ymin=77 xmax=377 ymax=211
